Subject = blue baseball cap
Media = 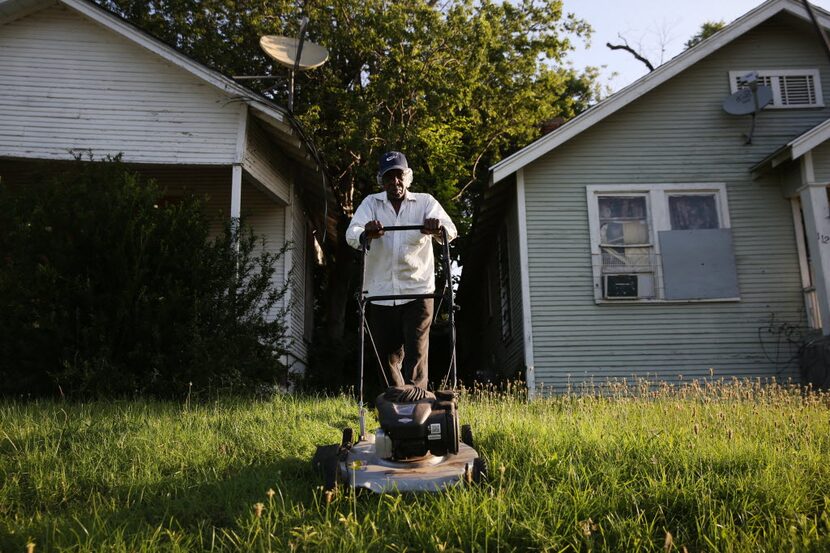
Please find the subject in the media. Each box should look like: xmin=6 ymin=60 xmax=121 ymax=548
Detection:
xmin=378 ymin=151 xmax=408 ymax=176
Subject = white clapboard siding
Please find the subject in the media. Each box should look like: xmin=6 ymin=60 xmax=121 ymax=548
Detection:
xmin=521 ymin=15 xmax=828 ymax=390
xmin=0 ymin=4 xmax=241 ymax=164
xmin=240 ymin=177 xmax=288 ymax=316
xmin=243 ymin=118 xmax=291 ymax=204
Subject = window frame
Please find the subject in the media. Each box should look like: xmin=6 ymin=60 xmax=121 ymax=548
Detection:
xmin=596 ymin=192 xmax=657 ymax=299
xmin=587 ymin=183 xmax=733 ymax=304
xmin=728 ymin=69 xmax=824 ymax=109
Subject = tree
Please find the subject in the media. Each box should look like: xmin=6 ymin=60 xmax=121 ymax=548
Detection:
xmin=93 ymin=0 xmax=601 ymax=386
xmin=684 ymin=20 xmax=726 ymax=50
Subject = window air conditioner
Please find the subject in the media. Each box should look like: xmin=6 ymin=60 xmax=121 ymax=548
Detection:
xmin=603 ymin=274 xmax=654 ymax=299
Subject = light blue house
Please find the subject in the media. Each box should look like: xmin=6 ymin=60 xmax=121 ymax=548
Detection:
xmin=458 ymin=0 xmax=830 ymax=395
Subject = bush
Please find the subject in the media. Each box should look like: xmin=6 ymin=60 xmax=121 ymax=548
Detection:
xmin=0 ymin=158 xmax=289 ymax=396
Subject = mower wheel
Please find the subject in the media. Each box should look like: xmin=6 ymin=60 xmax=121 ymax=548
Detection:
xmin=461 ymin=424 xmax=474 ymax=448
xmin=341 ymin=427 xmax=353 ymax=449
xmin=322 ymin=453 xmax=340 ymax=492
xmin=472 ymin=457 xmax=488 ymax=484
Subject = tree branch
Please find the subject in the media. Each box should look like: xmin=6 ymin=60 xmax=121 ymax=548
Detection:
xmin=606 ymin=39 xmax=655 ymax=72
xmin=451 ymin=132 xmax=504 ymax=202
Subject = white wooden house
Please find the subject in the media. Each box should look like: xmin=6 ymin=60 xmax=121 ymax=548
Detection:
xmin=0 ymin=0 xmax=336 ymax=376
xmin=458 ymin=0 xmax=830 ymax=395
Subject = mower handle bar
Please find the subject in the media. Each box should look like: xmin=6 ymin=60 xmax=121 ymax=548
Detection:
xmin=363 ymin=292 xmax=443 ymax=302
xmin=373 ymin=224 xmax=429 ymax=231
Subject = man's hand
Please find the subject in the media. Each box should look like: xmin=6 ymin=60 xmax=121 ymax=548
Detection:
xmin=364 ymin=220 xmax=385 ymax=239
xmin=422 ymin=218 xmax=442 ymax=235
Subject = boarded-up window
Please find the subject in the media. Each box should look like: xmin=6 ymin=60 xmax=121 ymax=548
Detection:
xmin=660 ymin=229 xmax=739 ymax=300
xmin=587 ymin=184 xmax=738 ymax=303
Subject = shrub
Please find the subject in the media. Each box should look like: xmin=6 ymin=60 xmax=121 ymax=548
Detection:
xmin=0 ymin=158 xmax=289 ymax=396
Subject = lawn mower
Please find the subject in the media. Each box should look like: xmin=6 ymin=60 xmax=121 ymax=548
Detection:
xmin=313 ymin=225 xmax=486 ymax=493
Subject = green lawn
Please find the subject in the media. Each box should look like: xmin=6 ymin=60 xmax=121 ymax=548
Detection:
xmin=1 ymin=379 xmax=828 ymax=552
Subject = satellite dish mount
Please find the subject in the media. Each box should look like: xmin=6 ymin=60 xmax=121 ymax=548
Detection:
xmin=722 ymin=71 xmax=773 ymax=144
xmin=258 ymin=19 xmax=329 ymax=112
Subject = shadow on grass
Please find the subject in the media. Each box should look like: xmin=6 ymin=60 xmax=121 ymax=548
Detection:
xmin=1 ymin=453 xmax=323 ymax=550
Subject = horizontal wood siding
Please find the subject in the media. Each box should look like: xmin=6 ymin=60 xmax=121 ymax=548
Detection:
xmin=810 ymin=140 xmax=830 ymax=182
xmin=468 ymin=192 xmax=526 ymax=380
xmin=524 ymin=14 xmax=823 ymax=390
xmin=241 ymin=177 xmax=288 ymax=316
xmin=0 ymin=5 xmax=240 ymax=164
xmin=504 ymin=195 xmax=526 ymax=378
xmin=287 ymin=185 xmax=310 ymax=372
xmin=243 ymin=119 xmax=291 ymax=204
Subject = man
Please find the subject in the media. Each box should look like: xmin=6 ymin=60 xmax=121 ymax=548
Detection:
xmin=346 ymin=151 xmax=457 ymax=390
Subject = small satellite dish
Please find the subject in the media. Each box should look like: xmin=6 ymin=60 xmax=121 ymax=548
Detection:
xmin=722 ymin=85 xmax=773 ymax=115
xmin=260 ymin=35 xmax=329 ymax=70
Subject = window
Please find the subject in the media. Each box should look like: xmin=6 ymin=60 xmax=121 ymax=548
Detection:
xmin=587 ymin=184 xmax=738 ymax=302
xmin=668 ymin=195 xmax=719 ymax=230
xmin=597 ymin=195 xmax=656 ymax=299
xmin=729 ymin=69 xmax=823 ymax=108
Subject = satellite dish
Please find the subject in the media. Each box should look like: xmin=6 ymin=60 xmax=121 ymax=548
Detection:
xmin=722 ymin=85 xmax=773 ymax=115
xmin=260 ymin=36 xmax=329 ymax=70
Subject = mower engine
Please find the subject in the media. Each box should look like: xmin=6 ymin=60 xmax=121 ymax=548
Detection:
xmin=374 ymin=387 xmax=459 ymax=460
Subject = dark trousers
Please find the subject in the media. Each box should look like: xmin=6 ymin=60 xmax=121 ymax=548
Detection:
xmin=367 ymin=299 xmax=433 ymax=390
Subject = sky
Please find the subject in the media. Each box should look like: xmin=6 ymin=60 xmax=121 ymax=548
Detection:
xmin=563 ymin=0 xmax=830 ymax=93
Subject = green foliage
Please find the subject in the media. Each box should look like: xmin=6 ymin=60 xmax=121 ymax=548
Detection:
xmin=1 ymin=379 xmax=829 ymax=551
xmin=684 ymin=20 xmax=727 ymax=50
xmin=0 ymin=159 xmax=289 ymax=396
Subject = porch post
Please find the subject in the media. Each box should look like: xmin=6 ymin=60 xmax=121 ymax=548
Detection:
xmin=230 ymin=164 xmax=242 ymax=265
xmin=231 ymin=164 xmax=242 ymax=220
xmin=231 ymin=105 xmax=246 ymax=235
xmin=798 ymin=151 xmax=830 ymax=334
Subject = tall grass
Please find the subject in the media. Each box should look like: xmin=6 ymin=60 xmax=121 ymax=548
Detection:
xmin=1 ymin=378 xmax=828 ymax=552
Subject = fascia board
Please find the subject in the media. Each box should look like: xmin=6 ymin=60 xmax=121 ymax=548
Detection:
xmin=491 ymin=0 xmax=829 ymax=185
xmin=791 ymin=118 xmax=830 ymax=159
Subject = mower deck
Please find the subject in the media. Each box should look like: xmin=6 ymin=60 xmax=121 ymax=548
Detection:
xmin=343 ymin=434 xmax=479 ymax=493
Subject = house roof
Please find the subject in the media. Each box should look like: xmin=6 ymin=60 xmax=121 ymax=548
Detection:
xmin=0 ymin=0 xmax=340 ymax=244
xmin=490 ymin=0 xmax=830 ymax=185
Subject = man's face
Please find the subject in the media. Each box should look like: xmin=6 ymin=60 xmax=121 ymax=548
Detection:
xmin=382 ymin=169 xmax=406 ymax=202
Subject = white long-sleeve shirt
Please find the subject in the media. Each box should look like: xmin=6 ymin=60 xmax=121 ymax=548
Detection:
xmin=346 ymin=191 xmax=457 ymax=306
